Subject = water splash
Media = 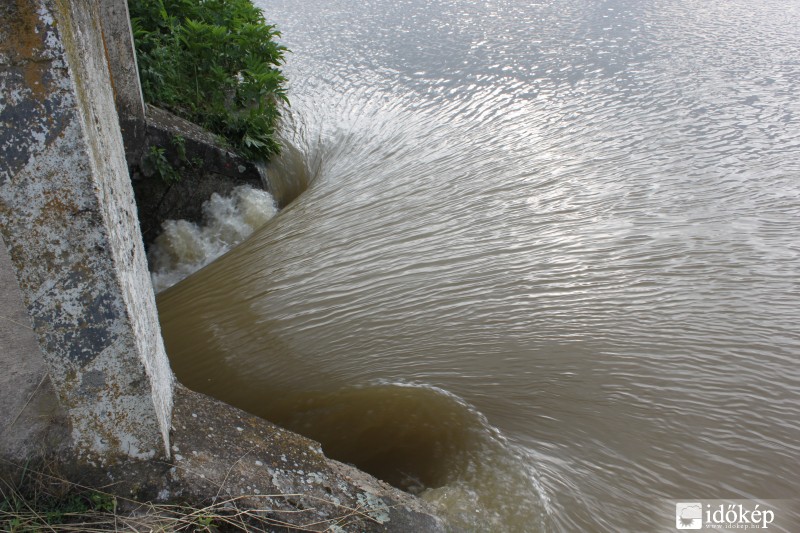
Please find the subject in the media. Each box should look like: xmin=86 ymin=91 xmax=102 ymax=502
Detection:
xmin=149 ymin=186 xmax=278 ymax=292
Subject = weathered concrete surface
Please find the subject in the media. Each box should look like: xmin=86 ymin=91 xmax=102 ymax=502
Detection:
xmin=98 ymin=0 xmax=147 ymax=162
xmin=132 ymin=105 xmax=268 ymax=247
xmin=9 ymin=385 xmax=449 ymax=532
xmin=0 ymin=239 xmax=70 ymax=460
xmin=0 ymin=0 xmax=173 ymax=461
xmin=1 ymin=384 xmax=453 ymax=531
xmin=164 ymin=386 xmax=451 ymax=531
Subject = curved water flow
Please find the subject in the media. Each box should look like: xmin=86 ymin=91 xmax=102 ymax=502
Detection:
xmin=157 ymin=0 xmax=800 ymax=530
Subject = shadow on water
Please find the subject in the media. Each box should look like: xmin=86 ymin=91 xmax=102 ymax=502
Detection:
xmin=165 ymin=349 xmax=549 ymax=530
xmin=259 ymin=385 xmax=552 ymax=531
xmin=228 ymin=383 xmax=492 ymax=493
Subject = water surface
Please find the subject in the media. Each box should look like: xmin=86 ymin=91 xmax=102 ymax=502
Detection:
xmin=157 ymin=0 xmax=800 ymax=530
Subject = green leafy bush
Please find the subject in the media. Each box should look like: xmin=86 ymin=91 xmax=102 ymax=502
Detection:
xmin=129 ymin=0 xmax=288 ymax=161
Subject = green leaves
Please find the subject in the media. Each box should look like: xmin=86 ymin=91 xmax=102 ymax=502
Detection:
xmin=129 ymin=0 xmax=288 ymax=162
xmin=141 ymin=145 xmax=181 ymax=184
xmin=140 ymin=136 xmax=192 ymax=184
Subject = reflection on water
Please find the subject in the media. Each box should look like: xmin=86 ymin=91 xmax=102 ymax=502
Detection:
xmin=157 ymin=0 xmax=800 ymax=530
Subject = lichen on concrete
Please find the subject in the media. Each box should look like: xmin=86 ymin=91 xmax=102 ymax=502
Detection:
xmin=0 ymin=0 xmax=173 ymax=462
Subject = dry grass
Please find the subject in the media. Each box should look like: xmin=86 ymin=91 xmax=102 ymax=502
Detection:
xmin=0 ymin=459 xmax=393 ymax=532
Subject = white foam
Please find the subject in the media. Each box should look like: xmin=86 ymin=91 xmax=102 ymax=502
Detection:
xmin=149 ymin=186 xmax=277 ymax=292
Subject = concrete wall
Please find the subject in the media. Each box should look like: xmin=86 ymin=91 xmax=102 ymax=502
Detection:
xmin=0 ymin=0 xmax=173 ymax=462
xmin=92 ymin=1 xmax=278 ymax=248
xmin=98 ymin=0 xmax=147 ymax=162
xmin=0 ymin=238 xmax=68 ymax=460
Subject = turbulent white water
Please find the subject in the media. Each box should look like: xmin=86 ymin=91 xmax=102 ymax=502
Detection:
xmin=155 ymin=0 xmax=800 ymax=531
xmin=148 ymin=186 xmax=277 ymax=292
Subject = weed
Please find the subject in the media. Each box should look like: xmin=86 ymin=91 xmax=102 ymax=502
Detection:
xmin=129 ymin=0 xmax=288 ymax=162
xmin=141 ymin=144 xmax=181 ymax=184
xmin=0 ymin=461 xmax=118 ymax=530
xmin=0 ymin=459 xmax=394 ymax=532
xmin=171 ymin=134 xmax=187 ymax=162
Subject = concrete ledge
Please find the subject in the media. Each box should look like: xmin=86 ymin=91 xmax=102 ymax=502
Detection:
xmin=98 ymin=0 xmax=147 ymax=161
xmin=2 ymin=384 xmax=452 ymax=532
xmin=165 ymin=386 xmax=450 ymax=532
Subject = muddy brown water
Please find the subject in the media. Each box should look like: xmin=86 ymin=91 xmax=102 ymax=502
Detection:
xmin=156 ymin=0 xmax=800 ymax=529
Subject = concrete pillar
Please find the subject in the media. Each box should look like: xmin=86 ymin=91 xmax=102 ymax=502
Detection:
xmin=0 ymin=0 xmax=173 ymax=462
xmin=98 ymin=0 xmax=147 ymax=162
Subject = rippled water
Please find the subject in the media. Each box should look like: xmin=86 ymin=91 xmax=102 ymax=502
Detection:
xmin=156 ymin=0 xmax=800 ymax=530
